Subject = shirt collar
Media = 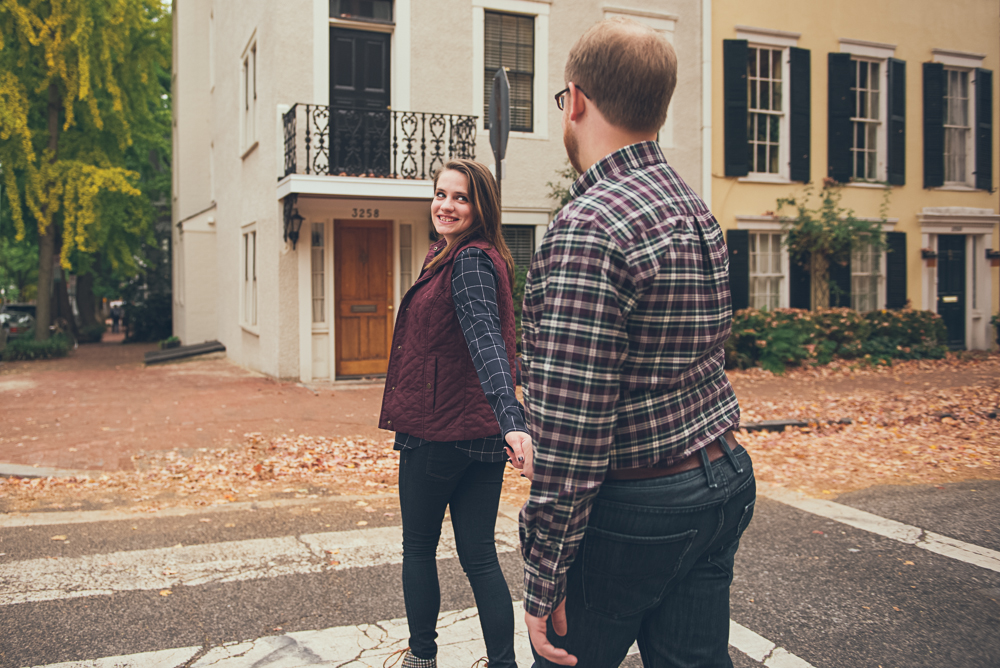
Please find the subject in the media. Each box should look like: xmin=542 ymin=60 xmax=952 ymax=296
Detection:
xmin=568 ymin=140 xmax=666 ymax=201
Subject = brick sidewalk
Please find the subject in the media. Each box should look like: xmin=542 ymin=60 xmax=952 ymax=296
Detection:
xmin=0 ymin=336 xmax=386 ymax=473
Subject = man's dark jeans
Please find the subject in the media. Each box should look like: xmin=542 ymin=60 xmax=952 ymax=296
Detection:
xmin=399 ymin=442 xmax=517 ymax=667
xmin=533 ymin=441 xmax=755 ymax=668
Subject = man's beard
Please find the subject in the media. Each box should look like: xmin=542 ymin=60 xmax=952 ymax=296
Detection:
xmin=563 ymin=122 xmax=583 ymax=175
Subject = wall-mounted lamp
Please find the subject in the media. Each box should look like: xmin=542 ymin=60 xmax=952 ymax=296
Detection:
xmin=283 ymin=194 xmax=305 ymax=249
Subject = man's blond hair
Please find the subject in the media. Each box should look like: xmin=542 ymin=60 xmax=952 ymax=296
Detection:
xmin=564 ymin=18 xmax=677 ymax=134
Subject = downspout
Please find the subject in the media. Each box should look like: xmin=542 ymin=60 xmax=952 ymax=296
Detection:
xmin=701 ymin=0 xmax=712 ymax=207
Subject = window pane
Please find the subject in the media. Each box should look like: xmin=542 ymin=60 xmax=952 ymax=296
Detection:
xmin=771 ymin=49 xmax=781 ymax=79
xmin=484 ymin=12 xmax=534 ymax=132
xmin=748 ymin=48 xmax=758 ymax=77
xmin=760 ymin=79 xmax=770 ymax=109
xmin=772 ymin=81 xmax=782 ymax=111
xmin=760 ymin=49 xmax=770 ymax=79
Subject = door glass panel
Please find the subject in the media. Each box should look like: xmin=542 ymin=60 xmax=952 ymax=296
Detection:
xmin=334 ymin=39 xmax=355 ymax=89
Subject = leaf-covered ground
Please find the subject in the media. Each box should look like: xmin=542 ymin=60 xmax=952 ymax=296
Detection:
xmin=1 ymin=354 xmax=997 ymax=512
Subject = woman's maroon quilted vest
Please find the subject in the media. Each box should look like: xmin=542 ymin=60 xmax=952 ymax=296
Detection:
xmin=378 ymin=237 xmax=517 ymax=441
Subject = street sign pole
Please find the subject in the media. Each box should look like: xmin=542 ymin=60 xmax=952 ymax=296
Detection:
xmin=488 ymin=68 xmax=510 ymax=207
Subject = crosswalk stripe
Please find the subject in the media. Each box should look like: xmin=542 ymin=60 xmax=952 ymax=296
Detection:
xmin=26 ymin=603 xmax=819 ymax=668
xmin=757 ymin=482 xmax=1000 ymax=573
xmin=0 ymin=522 xmax=522 ymax=606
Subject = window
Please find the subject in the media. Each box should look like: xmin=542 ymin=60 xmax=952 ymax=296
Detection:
xmin=749 ymin=233 xmax=783 ymax=310
xmin=850 ymin=242 xmax=880 ymax=312
xmin=943 ymin=68 xmax=971 ymax=184
xmin=329 ymin=0 xmax=392 ymax=22
xmin=241 ymin=42 xmax=257 ymax=152
xmin=851 ymin=59 xmax=882 ymax=180
xmin=311 ymin=223 xmax=325 ymax=324
xmin=484 ymin=12 xmax=534 ymax=132
xmin=501 ymin=225 xmax=535 ymax=271
xmin=747 ymin=47 xmax=785 ymax=174
xmin=399 ymin=224 xmax=413 ymax=294
xmin=243 ymin=229 xmax=257 ymax=327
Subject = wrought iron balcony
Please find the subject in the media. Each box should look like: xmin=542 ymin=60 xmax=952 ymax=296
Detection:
xmin=282 ymin=104 xmax=477 ymax=180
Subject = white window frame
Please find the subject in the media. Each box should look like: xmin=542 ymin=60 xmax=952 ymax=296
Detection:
xmin=746 ymin=45 xmax=789 ymax=178
xmin=839 ymin=39 xmax=895 ymax=185
xmin=848 ymin=57 xmax=886 ymax=182
xmin=240 ymin=36 xmax=258 ymax=157
xmin=748 ymin=231 xmax=784 ymax=310
xmin=736 ymin=216 xmax=792 ymax=308
xmin=735 ymin=27 xmax=800 ymax=184
xmin=310 ymin=222 xmax=326 ymax=326
xmin=933 ymin=50 xmax=986 ymax=190
xmin=942 ymin=67 xmax=974 ymax=187
xmin=849 ymin=239 xmax=886 ymax=312
xmin=241 ymin=224 xmax=258 ymax=332
xmin=472 ymin=0 xmax=549 ymax=140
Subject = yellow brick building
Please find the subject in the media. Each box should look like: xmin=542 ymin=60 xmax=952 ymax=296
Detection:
xmin=711 ymin=0 xmax=1000 ymax=350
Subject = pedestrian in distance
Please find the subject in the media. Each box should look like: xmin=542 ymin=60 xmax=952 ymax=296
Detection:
xmin=379 ymin=159 xmax=531 ymax=668
xmin=110 ymin=304 xmax=121 ymax=334
xmin=518 ymin=18 xmax=756 ymax=667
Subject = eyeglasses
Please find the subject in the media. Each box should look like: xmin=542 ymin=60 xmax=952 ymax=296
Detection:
xmin=554 ymin=85 xmax=588 ymax=111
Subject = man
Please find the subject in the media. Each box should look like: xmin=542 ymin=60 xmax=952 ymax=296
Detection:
xmin=518 ymin=18 xmax=755 ymax=667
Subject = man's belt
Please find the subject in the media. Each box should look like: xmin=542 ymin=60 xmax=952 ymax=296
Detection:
xmin=605 ymin=430 xmax=738 ymax=481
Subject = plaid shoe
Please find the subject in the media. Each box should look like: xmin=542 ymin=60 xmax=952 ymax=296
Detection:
xmin=383 ymin=647 xmax=437 ymax=668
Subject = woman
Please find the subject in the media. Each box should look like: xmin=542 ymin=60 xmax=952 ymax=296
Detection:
xmin=379 ymin=159 xmax=530 ymax=668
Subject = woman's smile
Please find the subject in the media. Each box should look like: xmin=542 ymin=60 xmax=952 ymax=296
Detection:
xmin=431 ymin=169 xmax=474 ymax=243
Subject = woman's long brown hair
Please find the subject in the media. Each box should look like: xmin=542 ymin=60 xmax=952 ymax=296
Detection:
xmin=424 ymin=159 xmax=516 ymax=291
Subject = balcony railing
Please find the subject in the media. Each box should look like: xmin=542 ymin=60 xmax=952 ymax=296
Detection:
xmin=282 ymin=104 xmax=478 ymax=180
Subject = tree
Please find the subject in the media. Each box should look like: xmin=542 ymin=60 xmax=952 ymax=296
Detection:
xmin=0 ymin=0 xmax=170 ymax=340
xmin=777 ymin=180 xmax=890 ymax=311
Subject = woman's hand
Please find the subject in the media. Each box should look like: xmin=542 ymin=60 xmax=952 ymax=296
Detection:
xmin=505 ymin=431 xmax=535 ymax=481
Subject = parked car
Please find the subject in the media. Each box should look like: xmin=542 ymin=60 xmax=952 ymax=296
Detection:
xmin=0 ymin=304 xmax=36 ymax=338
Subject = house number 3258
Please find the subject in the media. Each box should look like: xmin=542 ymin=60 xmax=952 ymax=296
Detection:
xmin=352 ymin=208 xmax=379 ymax=218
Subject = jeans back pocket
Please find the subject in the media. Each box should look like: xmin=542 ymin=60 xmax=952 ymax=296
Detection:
xmin=581 ymin=526 xmax=697 ymax=619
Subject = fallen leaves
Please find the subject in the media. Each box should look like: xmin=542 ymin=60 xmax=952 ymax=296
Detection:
xmin=50 ymin=535 xmax=67 ymax=541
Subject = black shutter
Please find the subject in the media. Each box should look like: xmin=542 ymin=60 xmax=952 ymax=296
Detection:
xmin=789 ymin=254 xmax=811 ymax=309
xmin=975 ymin=68 xmax=993 ymax=191
xmin=885 ymin=231 xmax=907 ymax=309
xmin=724 ymin=40 xmax=749 ymax=177
xmin=828 ymin=53 xmax=853 ymax=183
xmin=829 ymin=256 xmax=852 ymax=308
xmin=887 ymin=58 xmax=906 ymax=185
xmin=789 ymin=47 xmax=811 ymax=183
xmin=726 ymin=229 xmax=749 ymax=311
xmin=923 ymin=62 xmax=945 ymax=188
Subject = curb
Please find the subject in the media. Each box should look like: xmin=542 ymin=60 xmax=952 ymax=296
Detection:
xmin=0 ymin=463 xmax=95 ymax=479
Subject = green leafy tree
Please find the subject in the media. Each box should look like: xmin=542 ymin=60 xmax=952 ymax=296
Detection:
xmin=777 ymin=180 xmax=890 ymax=311
xmin=0 ymin=0 xmax=170 ymax=339
xmin=546 ymin=160 xmax=578 ymax=215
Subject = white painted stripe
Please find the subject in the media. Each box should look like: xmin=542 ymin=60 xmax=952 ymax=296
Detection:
xmin=757 ymin=482 xmax=1000 ymax=573
xmin=729 ymin=620 xmax=817 ymax=668
xmin=0 ymin=495 xmax=396 ymax=528
xmin=0 ymin=521 xmax=522 ymax=606
xmin=28 ymin=646 xmax=202 ymax=668
xmin=28 ymin=604 xmax=814 ymax=668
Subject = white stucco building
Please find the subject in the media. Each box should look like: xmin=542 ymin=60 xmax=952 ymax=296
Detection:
xmin=172 ymin=0 xmax=713 ymax=381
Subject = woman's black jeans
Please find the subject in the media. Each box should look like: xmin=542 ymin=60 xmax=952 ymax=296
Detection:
xmin=398 ymin=442 xmax=517 ymax=666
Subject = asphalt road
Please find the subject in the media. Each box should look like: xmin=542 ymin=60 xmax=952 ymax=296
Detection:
xmin=1 ymin=481 xmax=998 ymax=668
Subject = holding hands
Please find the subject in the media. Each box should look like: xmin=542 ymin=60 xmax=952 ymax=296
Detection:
xmin=504 ymin=431 xmax=535 ymax=481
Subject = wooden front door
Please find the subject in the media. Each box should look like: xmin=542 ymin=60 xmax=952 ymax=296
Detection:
xmin=334 ymin=220 xmax=393 ymax=376
xmin=937 ymin=235 xmax=966 ymax=350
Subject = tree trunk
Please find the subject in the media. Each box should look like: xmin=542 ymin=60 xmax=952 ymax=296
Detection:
xmin=76 ymin=272 xmax=100 ymax=329
xmin=810 ymin=253 xmax=830 ymax=311
xmin=35 ymin=83 xmax=61 ymax=341
xmin=54 ymin=267 xmax=79 ymax=341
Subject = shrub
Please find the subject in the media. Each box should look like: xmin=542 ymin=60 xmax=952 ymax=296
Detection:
xmin=123 ymin=293 xmax=173 ymax=343
xmin=1 ymin=333 xmax=72 ymax=361
xmin=78 ymin=323 xmax=107 ymax=344
xmin=159 ymin=335 xmax=180 ymax=349
xmin=725 ymin=308 xmax=948 ymax=373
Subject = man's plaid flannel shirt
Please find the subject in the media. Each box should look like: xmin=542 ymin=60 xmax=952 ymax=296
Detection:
xmin=518 ymin=141 xmax=741 ymax=618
